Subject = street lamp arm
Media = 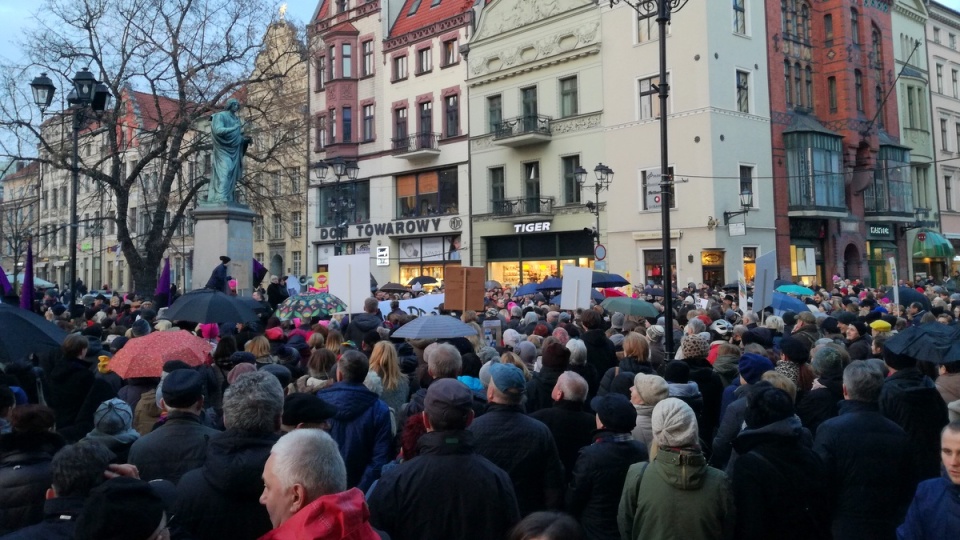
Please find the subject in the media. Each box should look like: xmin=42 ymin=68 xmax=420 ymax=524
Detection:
xmin=604 ymin=0 xmax=691 ymax=20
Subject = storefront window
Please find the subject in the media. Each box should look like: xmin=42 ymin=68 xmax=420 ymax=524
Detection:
xmin=398 ymin=235 xmax=461 ymax=284
xmin=790 ymin=244 xmax=822 ymax=286
xmin=742 ymin=247 xmax=757 ymax=283
xmin=642 ymin=249 xmax=676 ymax=286
xmin=487 ymin=258 xmax=589 ymax=288
xmin=396 ymin=168 xmax=458 ymax=218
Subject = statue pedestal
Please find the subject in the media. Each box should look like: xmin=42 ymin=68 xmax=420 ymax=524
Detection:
xmin=192 ymin=204 xmax=257 ymax=296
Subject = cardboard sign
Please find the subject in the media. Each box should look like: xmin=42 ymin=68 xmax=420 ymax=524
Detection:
xmin=560 ymin=264 xmax=593 ymax=310
xmin=753 ymin=251 xmax=776 ymax=318
xmin=445 ymin=267 xmax=485 ymax=312
xmin=329 ymin=254 xmax=371 ymax=315
xmin=483 ymin=319 xmax=503 ymax=348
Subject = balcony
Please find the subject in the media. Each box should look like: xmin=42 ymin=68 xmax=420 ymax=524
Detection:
xmin=787 ymin=174 xmax=847 ymax=218
xmin=491 ymin=196 xmax=554 ymax=222
xmin=493 ymin=115 xmax=552 ymax=147
xmin=392 ymin=133 xmax=440 ymax=160
xmin=864 ymin=178 xmax=915 ymax=221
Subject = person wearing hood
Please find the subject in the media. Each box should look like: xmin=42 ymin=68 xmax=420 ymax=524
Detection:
xmin=530 ymin=371 xmax=595 ymax=485
xmin=662 ymin=361 xmax=704 ymax=420
xmin=317 ymin=351 xmax=393 ymax=492
xmin=525 ymin=343 xmax=571 ymax=414
xmin=645 ymin=326 xmax=666 ymax=372
xmin=47 ymin=335 xmax=117 ymax=442
xmin=845 ymin=321 xmax=872 ymax=361
xmin=630 ymin=373 xmax=669 ymax=449
xmin=710 ymin=353 xmax=775 ymax=469
xmin=797 ymin=344 xmax=849 ymax=436
xmin=879 ymin=347 xmax=950 ymax=481
xmin=342 ymin=298 xmax=385 ymax=347
xmin=567 ymin=393 xmax=647 ymax=540
xmin=80 ymin=399 xmax=139 ymax=464
xmin=175 ymin=371 xmax=283 ymax=540
xmin=618 ymin=398 xmax=734 ymax=540
xmin=729 ymin=383 xmax=829 ymax=540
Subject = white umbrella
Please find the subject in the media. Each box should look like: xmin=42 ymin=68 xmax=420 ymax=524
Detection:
xmin=5 ymin=273 xmax=55 ymax=289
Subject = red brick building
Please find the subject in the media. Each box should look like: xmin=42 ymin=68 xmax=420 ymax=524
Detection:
xmin=766 ymin=0 xmax=912 ymax=286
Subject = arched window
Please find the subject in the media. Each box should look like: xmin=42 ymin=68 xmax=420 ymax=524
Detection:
xmin=851 ymin=9 xmax=860 ymax=45
xmin=805 ymin=66 xmax=813 ymax=107
xmin=800 ymin=3 xmax=810 ymax=42
xmin=872 ymin=27 xmax=882 ymax=67
xmin=855 ymin=70 xmax=864 ymax=111
xmin=824 ymin=14 xmax=834 ymax=46
xmin=795 ymin=62 xmax=803 ymax=106
xmin=875 ymin=85 xmax=884 ymax=127
xmin=785 ymin=60 xmax=793 ymax=105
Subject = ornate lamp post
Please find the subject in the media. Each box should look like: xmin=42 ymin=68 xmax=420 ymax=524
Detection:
xmin=30 ymin=68 xmax=110 ymax=305
xmin=575 ymin=163 xmax=614 ymax=246
xmin=315 ymin=156 xmax=360 ymax=256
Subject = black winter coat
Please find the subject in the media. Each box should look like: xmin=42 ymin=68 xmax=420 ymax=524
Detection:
xmin=174 ymin=429 xmax=279 ymax=540
xmin=128 ymin=412 xmax=221 ymax=484
xmin=368 ymin=430 xmax=520 ymax=540
xmin=0 ymin=431 xmax=66 ymax=535
xmin=46 ymin=359 xmax=116 ymax=442
xmin=343 ymin=312 xmax=383 ymax=345
xmin=684 ymin=357 xmax=724 ymax=454
xmin=618 ymin=357 xmax=654 ymax=375
xmin=581 ymin=330 xmax=618 ymax=378
xmin=524 ymin=367 xmax=563 ymax=414
xmin=813 ymin=400 xmax=914 ymax=540
xmin=846 ymin=336 xmax=872 ymax=360
xmin=730 ymin=418 xmax=830 ymax=540
xmin=566 ymin=431 xmax=648 ymax=540
xmin=796 ymin=371 xmax=844 ymax=436
xmin=529 ymin=400 xmax=595 ymax=484
xmin=0 ymin=496 xmax=84 ymax=540
xmin=879 ymin=367 xmax=949 ymax=481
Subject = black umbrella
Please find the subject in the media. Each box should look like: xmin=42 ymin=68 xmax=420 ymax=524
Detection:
xmin=370 ymin=273 xmax=378 ymax=293
xmin=591 ymin=271 xmax=629 ymax=288
xmin=159 ymin=288 xmax=259 ymax=324
xmin=897 ymin=286 xmax=931 ymax=311
xmin=408 ymin=276 xmax=439 ymax=286
xmin=379 ymin=282 xmax=411 ymax=294
xmin=644 ymin=286 xmax=665 ymax=297
xmin=0 ymin=303 xmax=68 ymax=363
xmin=885 ymin=323 xmax=960 ymax=364
xmin=484 ymin=280 xmax=502 ymax=290
xmin=236 ymin=296 xmax=271 ymax=315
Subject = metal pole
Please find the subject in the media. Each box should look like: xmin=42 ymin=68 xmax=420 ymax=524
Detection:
xmin=595 ymin=184 xmax=601 ymax=248
xmin=657 ymin=3 xmax=674 ymax=357
xmin=334 ymin=178 xmax=342 ymax=256
xmin=69 ymin=111 xmax=80 ymax=306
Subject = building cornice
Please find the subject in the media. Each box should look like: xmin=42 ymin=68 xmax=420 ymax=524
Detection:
xmin=383 ymin=12 xmax=471 ymax=53
xmin=467 ymin=45 xmax=600 ymax=87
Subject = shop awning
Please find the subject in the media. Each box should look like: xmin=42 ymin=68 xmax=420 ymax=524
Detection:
xmin=871 ymin=241 xmax=898 ymax=252
xmin=912 ymin=229 xmax=956 ymax=259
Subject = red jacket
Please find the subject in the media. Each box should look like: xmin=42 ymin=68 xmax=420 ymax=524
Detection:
xmin=258 ymin=488 xmax=380 ymax=540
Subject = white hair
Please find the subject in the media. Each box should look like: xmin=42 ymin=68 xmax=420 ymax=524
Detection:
xmin=556 ymin=371 xmax=588 ymax=402
xmin=566 ymin=338 xmax=587 ymax=366
xmin=270 ymin=429 xmax=346 ymax=501
xmin=223 ymin=372 xmax=284 ymax=432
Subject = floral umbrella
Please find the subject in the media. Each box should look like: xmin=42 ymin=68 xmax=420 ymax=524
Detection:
xmin=274 ymin=292 xmax=347 ymax=321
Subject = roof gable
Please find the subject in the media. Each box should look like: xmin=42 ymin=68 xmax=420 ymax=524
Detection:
xmin=390 ymin=0 xmax=474 ymax=38
xmin=473 ymin=0 xmax=591 ymax=42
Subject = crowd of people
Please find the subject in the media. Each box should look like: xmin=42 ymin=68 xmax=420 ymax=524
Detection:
xmin=0 ymin=276 xmax=959 ymax=539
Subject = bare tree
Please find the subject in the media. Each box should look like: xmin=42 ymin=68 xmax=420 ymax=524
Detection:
xmin=0 ymin=162 xmax=40 ymax=292
xmin=0 ymin=0 xmax=306 ymax=296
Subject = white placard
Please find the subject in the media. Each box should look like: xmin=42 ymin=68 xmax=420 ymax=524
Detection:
xmin=329 ymin=254 xmax=372 ymax=315
xmin=376 ymin=246 xmax=389 ymax=267
xmin=753 ymin=250 xmax=776 ymax=317
xmin=738 ymin=271 xmax=748 ymax=311
xmin=378 ymin=293 xmax=445 ymax=318
xmin=889 ymin=257 xmax=899 ymax=309
xmin=560 ymin=264 xmax=593 ymax=310
xmin=729 ymin=222 xmax=746 ymax=237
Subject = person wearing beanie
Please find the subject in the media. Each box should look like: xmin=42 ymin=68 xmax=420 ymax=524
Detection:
xmin=729 ymin=384 xmax=829 ymax=540
xmin=619 ymin=398 xmax=734 ymax=540
xmin=567 ymin=394 xmax=648 ymax=540
xmin=525 ymin=342 xmax=571 ymax=414
xmin=710 ymin=353 xmax=776 ymax=470
xmin=819 ymin=316 xmax=844 ymax=343
xmin=845 ymin=320 xmax=872 ymax=361
xmin=128 ymin=369 xmax=220 ymax=484
xmin=80 ymin=398 xmax=140 ymax=463
xmin=645 ymin=325 xmax=667 ymax=371
xmin=776 ymin=336 xmax=814 ymax=394
xmin=630 ymin=373 xmax=669 ymax=449
xmin=679 ymin=335 xmax=724 ymax=458
xmin=516 ymin=341 xmax=537 ymax=369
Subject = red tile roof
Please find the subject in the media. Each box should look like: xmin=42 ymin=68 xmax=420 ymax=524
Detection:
xmin=2 ymin=161 xmax=39 ymax=181
xmin=390 ymin=0 xmax=473 ymax=38
xmin=128 ymin=90 xmax=181 ymax=131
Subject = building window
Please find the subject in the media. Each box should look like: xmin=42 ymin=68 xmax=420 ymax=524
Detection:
xmin=953 ymin=70 xmax=958 ymax=98
xmin=740 ymin=165 xmax=755 ymax=207
xmin=875 ymin=86 xmax=884 ymax=128
xmin=362 ymin=104 xmax=375 ymax=142
xmin=736 ymin=70 xmax=750 ymax=113
xmin=784 ymin=61 xmax=792 ymax=106
xmin=292 ymin=212 xmax=302 ymax=238
xmin=329 ymin=109 xmax=337 ymax=143
xmin=638 ymin=74 xmax=666 ymax=119
xmin=442 ymin=39 xmax=458 ymax=66
xmin=785 ymin=132 xmax=845 ymax=210
xmin=336 ymin=0 xmax=348 ymax=13
xmin=559 ymin=76 xmax=578 ymax=117
xmin=289 ymin=168 xmax=302 ymax=193
xmin=934 ymin=27 xmax=941 ymax=43
xmin=342 ymin=43 xmax=353 ymax=78
xmin=255 ymin=218 xmax=264 ymax=241
xmin=524 ymin=162 xmax=541 ymax=212
xmin=521 ymin=86 xmax=538 ymax=129
xmin=417 ymin=47 xmax=432 ymax=74
xmin=487 ymin=95 xmax=502 ymax=133
xmin=490 ymin=167 xmax=505 ymax=207
xmin=947 ymin=175 xmax=954 ymax=211
xmin=824 ymin=14 xmax=833 ymax=47
xmin=866 ymin=145 xmax=913 ymax=214
xmin=61 ymin=186 xmax=67 ymax=207
xmin=396 ymin=168 xmax=459 ymax=217
xmin=799 ymin=3 xmax=810 ymax=42
xmin=444 ymin=94 xmax=459 ymax=138
xmin=562 ymin=155 xmax=581 ymax=205
xmin=342 ymin=107 xmax=353 ymax=143
xmin=418 ymin=101 xmax=432 ymax=134
xmin=638 ymin=14 xmax=658 ymax=43
xmin=851 ymin=9 xmax=859 ymax=45
xmin=315 ymin=57 xmax=326 ymax=89
xmin=328 ymin=45 xmax=336 ymax=80
xmin=641 ymin=167 xmax=675 ymax=210
xmin=794 ymin=63 xmax=803 ymax=106
xmin=272 ymin=214 xmax=283 ymax=239
xmin=392 ymin=55 xmax=408 ymax=81
xmin=733 ymin=0 xmax=746 ymax=34
xmin=317 ymin=181 xmax=371 ymax=226
xmin=292 ymin=251 xmax=302 ymax=276
xmin=362 ymin=40 xmax=374 ymax=77
xmin=855 ymin=70 xmax=864 ymax=111
xmin=938 ymin=64 xmax=944 ymax=94
xmin=956 ymin=122 xmax=960 ymax=153
xmin=952 ymin=34 xmax=958 ymax=49
xmin=272 ymin=172 xmax=282 ymax=195
xmin=316 ymin=115 xmax=327 ymax=148
xmin=871 ymin=28 xmax=882 ymax=68
xmin=394 ymin=107 xmax=407 ymax=140
xmin=805 ymin=66 xmax=813 ymax=108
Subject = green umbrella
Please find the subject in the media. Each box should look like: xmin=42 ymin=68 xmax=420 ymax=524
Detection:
xmin=600 ymin=297 xmax=659 ymax=318
xmin=274 ymin=292 xmax=347 ymax=321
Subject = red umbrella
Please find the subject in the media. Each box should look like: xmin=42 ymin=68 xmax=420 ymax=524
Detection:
xmin=108 ymin=330 xmax=213 ymax=378
xmin=603 ymin=288 xmax=627 ymax=298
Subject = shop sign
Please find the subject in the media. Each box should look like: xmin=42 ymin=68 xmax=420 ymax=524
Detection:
xmin=868 ymin=225 xmax=892 ymax=238
xmin=513 ymin=221 xmax=551 ymax=234
xmin=316 ymin=217 xmax=447 ymax=241
xmin=376 ymin=247 xmax=389 ymax=267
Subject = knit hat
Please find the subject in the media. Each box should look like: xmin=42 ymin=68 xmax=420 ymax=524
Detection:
xmin=738 ymin=353 xmax=775 ymax=385
xmin=611 ymin=312 xmax=625 ymax=331
xmin=610 ymin=333 xmax=625 ymax=349
xmin=516 ymin=341 xmax=537 ymax=366
xmin=633 ymin=373 xmax=669 ymax=405
xmin=820 ymin=317 xmax=840 ymax=335
xmin=160 ymin=369 xmax=203 ymax=408
xmin=782 ymin=311 xmax=798 ymax=327
xmin=835 ymin=311 xmax=857 ymax=325
xmin=540 ymin=342 xmax=571 ymax=370
xmin=74 ymin=477 xmax=166 ymax=540
xmin=850 ymin=320 xmax=868 ymax=337
xmin=744 ymin=383 xmax=795 ymax=429
xmin=869 ymin=319 xmax=892 ymax=332
xmin=652 ymin=398 xmax=699 ymax=448
xmin=778 ymin=336 xmax=810 ymax=363
xmin=680 ymin=334 xmax=710 ymax=359
xmin=282 ymin=393 xmax=337 ymax=427
xmin=590 ymin=393 xmax=638 ymax=433
xmin=646 ymin=325 xmax=665 ymax=340
xmin=92 ymin=398 xmax=135 ymax=436
xmin=663 ymin=360 xmax=691 ymax=384
xmin=130 ymin=318 xmax=151 ymax=337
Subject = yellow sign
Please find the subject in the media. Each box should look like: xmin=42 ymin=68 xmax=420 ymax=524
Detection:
xmin=310 ymin=272 xmax=329 ymax=293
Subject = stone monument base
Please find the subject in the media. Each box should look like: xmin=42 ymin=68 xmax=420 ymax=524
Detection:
xmin=192 ymin=204 xmax=256 ymax=296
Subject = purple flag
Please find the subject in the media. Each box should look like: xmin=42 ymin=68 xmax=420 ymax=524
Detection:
xmin=19 ymin=239 xmax=34 ymax=311
xmin=252 ymin=258 xmax=267 ymax=288
xmin=0 ymin=263 xmax=11 ymax=295
xmin=155 ymin=257 xmax=171 ymax=307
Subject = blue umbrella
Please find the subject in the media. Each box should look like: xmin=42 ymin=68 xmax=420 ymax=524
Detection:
xmin=537 ymin=277 xmax=563 ymax=291
xmin=552 ymin=289 xmax=604 ymax=305
xmin=514 ymin=282 xmax=539 ymax=296
xmin=776 ymin=284 xmax=815 ymax=296
xmin=392 ymin=314 xmax=478 ymax=339
xmin=769 ymin=292 xmax=808 ymax=315
xmin=591 ymin=271 xmax=629 ymax=288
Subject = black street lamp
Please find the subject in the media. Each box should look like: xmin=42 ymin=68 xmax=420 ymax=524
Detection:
xmin=723 ymin=188 xmax=754 ymax=225
xmin=315 ymin=156 xmax=360 ymax=256
xmin=605 ymin=0 xmax=690 ymax=356
xmin=30 ymin=68 xmax=110 ymax=305
xmin=576 ymin=163 xmax=614 ymax=246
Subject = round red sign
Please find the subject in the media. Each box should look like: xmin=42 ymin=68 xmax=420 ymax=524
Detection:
xmin=918 ymin=232 xmax=927 ymax=242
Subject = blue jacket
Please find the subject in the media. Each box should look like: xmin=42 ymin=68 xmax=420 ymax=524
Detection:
xmin=897 ymin=476 xmax=960 ymax=539
xmin=319 ymin=382 xmax=394 ymax=492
